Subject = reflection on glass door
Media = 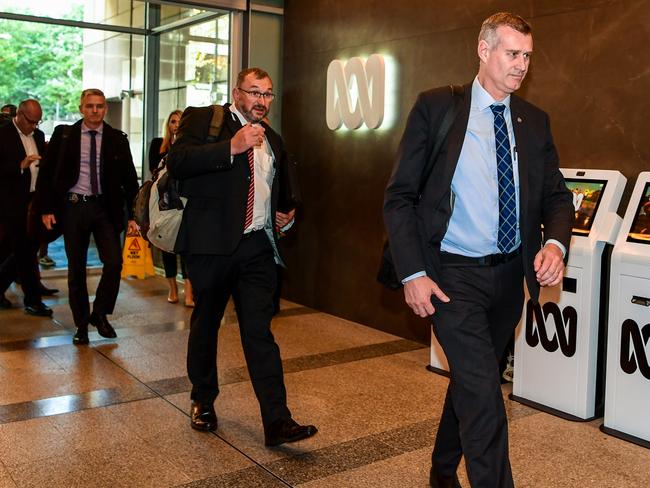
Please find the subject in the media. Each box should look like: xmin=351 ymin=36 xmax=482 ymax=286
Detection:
xmin=157 ymin=13 xmax=230 ymax=137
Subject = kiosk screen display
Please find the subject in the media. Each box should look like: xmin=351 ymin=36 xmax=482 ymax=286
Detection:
xmin=565 ymin=179 xmax=607 ymax=235
xmin=627 ymin=182 xmax=650 ymax=243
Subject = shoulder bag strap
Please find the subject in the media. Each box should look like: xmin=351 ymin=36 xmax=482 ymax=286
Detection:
xmin=417 ymin=84 xmax=465 ymax=197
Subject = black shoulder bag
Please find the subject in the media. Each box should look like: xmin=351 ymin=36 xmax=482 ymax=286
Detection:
xmin=377 ymin=85 xmax=465 ymax=290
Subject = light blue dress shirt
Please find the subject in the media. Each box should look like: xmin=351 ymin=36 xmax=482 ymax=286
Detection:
xmin=69 ymin=122 xmax=104 ymax=195
xmin=441 ymin=77 xmax=520 ymax=256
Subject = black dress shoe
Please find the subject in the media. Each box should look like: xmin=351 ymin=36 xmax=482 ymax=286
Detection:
xmin=190 ymin=400 xmax=218 ymax=431
xmin=24 ymin=303 xmax=53 ymax=317
xmin=0 ymin=295 xmax=11 ymax=309
xmin=38 ymin=286 xmax=59 ymax=296
xmin=72 ymin=327 xmax=89 ymax=345
xmin=88 ymin=312 xmax=117 ymax=338
xmin=429 ymin=467 xmax=462 ymax=488
xmin=264 ymin=418 xmax=318 ymax=447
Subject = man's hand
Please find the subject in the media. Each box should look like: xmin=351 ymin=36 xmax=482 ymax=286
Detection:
xmin=21 ymin=154 xmax=41 ymax=169
xmin=230 ymin=123 xmax=265 ymax=155
xmin=534 ymin=243 xmax=565 ymax=287
xmin=275 ymin=209 xmax=295 ymax=229
xmin=42 ymin=214 xmax=56 ymax=230
xmin=403 ymin=276 xmax=450 ymax=318
xmin=127 ymin=220 xmax=138 ymax=235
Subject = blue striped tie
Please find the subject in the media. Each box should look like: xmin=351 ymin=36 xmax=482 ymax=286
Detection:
xmin=490 ymin=104 xmax=517 ymax=253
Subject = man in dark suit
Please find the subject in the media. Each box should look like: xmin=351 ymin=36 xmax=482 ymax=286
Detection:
xmin=384 ymin=13 xmax=574 ymax=488
xmin=0 ymin=99 xmax=52 ymax=316
xmin=167 ymin=67 xmax=317 ymax=446
xmin=36 ymin=89 xmax=139 ymax=344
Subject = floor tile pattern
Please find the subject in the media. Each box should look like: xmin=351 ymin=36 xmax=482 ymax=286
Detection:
xmin=1 ymin=274 xmax=649 ymax=487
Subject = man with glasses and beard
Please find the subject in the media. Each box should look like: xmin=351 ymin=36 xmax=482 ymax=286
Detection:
xmin=167 ymin=67 xmax=317 ymax=447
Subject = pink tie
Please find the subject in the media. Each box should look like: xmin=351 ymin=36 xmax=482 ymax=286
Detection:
xmin=244 ymin=147 xmax=255 ymax=229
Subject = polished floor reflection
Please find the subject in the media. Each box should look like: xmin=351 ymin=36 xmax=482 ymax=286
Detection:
xmin=1 ymin=275 xmax=649 ymax=487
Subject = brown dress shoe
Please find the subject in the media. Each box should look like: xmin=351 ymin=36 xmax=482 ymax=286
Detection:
xmin=190 ymin=400 xmax=218 ymax=431
xmin=264 ymin=418 xmax=318 ymax=447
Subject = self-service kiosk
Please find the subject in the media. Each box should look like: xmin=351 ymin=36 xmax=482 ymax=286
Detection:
xmin=512 ymin=168 xmax=626 ymax=420
xmin=601 ymin=171 xmax=650 ymax=447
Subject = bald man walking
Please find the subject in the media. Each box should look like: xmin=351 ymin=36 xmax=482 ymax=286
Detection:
xmin=0 ymin=99 xmax=52 ymax=316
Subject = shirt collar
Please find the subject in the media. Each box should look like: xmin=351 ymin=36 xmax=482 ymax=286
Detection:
xmin=472 ymin=76 xmax=511 ymax=112
xmin=81 ymin=121 xmax=104 ymax=134
xmin=12 ymin=117 xmax=33 ymax=137
xmin=229 ymin=103 xmax=249 ymax=126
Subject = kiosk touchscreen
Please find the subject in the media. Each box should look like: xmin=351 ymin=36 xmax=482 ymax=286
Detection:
xmin=602 ymin=172 xmax=650 ymax=447
xmin=512 ymin=169 xmax=626 ymax=420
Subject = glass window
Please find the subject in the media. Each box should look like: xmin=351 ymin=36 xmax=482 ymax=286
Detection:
xmin=0 ymin=2 xmax=235 ymax=178
xmin=159 ymin=5 xmax=213 ymax=27
xmin=0 ymin=0 xmax=147 ymax=29
xmin=157 ymin=13 xmax=230 ymax=137
xmin=0 ymin=18 xmax=145 ymax=177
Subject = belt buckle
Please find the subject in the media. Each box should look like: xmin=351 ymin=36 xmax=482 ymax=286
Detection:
xmin=70 ymin=193 xmax=79 ymax=203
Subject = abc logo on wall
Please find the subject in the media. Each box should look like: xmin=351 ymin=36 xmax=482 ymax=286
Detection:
xmin=326 ymin=54 xmax=385 ymax=130
xmin=525 ymin=300 xmax=577 ymax=357
xmin=620 ymin=319 xmax=650 ymax=380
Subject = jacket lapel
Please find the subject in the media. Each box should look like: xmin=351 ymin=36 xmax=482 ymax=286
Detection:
xmin=224 ymin=104 xmax=243 ymax=133
xmin=100 ymin=122 xmax=111 ymax=181
xmin=9 ymin=125 xmax=27 ymax=162
xmin=510 ymin=96 xmax=529 ymax=229
xmin=436 ymin=84 xmax=472 ymax=199
xmin=66 ymin=121 xmax=83 ymax=182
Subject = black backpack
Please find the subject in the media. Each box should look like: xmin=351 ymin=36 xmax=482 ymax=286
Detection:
xmin=133 ymin=168 xmax=158 ymax=241
xmin=134 ymin=104 xmax=225 ymax=241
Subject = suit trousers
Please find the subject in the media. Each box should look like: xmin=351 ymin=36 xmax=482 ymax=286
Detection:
xmin=0 ymin=205 xmax=41 ymax=307
xmin=430 ymin=253 xmax=524 ymax=488
xmin=62 ymin=199 xmax=122 ymax=327
xmin=184 ymin=230 xmax=291 ymax=428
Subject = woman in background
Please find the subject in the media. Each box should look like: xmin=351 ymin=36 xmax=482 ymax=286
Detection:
xmin=148 ymin=110 xmax=194 ymax=306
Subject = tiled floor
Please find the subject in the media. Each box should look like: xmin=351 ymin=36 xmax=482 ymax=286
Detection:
xmin=1 ymin=274 xmax=649 ymax=487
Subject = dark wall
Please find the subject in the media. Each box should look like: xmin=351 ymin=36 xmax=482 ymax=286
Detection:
xmin=280 ymin=0 xmax=650 ymax=343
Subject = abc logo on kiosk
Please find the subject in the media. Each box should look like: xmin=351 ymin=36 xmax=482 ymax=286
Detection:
xmin=326 ymin=54 xmax=385 ymax=130
xmin=525 ymin=300 xmax=577 ymax=357
xmin=620 ymin=319 xmax=650 ymax=380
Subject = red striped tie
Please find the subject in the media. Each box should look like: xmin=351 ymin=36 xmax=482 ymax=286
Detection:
xmin=244 ymin=147 xmax=255 ymax=229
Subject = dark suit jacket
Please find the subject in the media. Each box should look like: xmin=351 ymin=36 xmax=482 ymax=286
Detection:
xmin=148 ymin=137 xmax=166 ymax=173
xmin=0 ymin=122 xmax=45 ymax=218
xmin=384 ymin=83 xmax=574 ymax=301
xmin=34 ymin=119 xmax=139 ymax=232
xmin=167 ymin=104 xmax=290 ymax=256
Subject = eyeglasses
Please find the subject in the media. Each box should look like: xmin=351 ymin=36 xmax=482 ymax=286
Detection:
xmin=18 ymin=111 xmax=41 ymax=126
xmin=238 ymin=88 xmax=275 ymax=101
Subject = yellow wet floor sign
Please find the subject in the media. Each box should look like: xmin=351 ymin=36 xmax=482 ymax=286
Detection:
xmin=121 ymin=233 xmax=155 ymax=279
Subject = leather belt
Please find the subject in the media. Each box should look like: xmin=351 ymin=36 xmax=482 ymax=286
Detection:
xmin=67 ymin=192 xmax=102 ymax=203
xmin=440 ymin=246 xmax=521 ymax=267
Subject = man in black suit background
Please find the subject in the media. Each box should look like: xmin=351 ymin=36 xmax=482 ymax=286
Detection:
xmin=0 ymin=99 xmax=52 ymax=316
xmin=384 ymin=13 xmax=574 ymax=488
xmin=37 ymin=89 xmax=139 ymax=344
xmin=167 ymin=67 xmax=317 ymax=446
